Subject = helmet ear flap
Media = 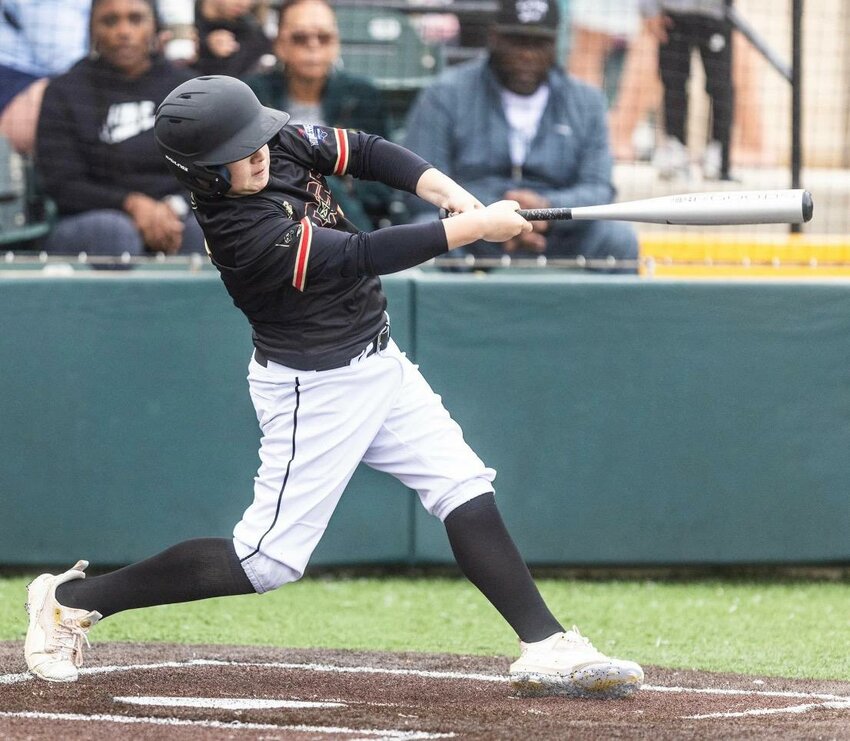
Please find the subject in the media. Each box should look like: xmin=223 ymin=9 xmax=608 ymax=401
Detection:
xmin=163 ymin=155 xmax=231 ymax=198
xmin=194 ymin=164 xmax=232 ymax=198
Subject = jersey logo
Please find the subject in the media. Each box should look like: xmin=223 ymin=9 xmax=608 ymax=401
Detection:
xmin=305 ymin=173 xmax=338 ymax=227
xmin=280 ymin=199 xmax=295 ymax=219
xmin=292 ymin=217 xmax=312 ymax=292
xmin=99 ymin=101 xmax=156 ymax=144
xmin=275 ymin=223 xmax=300 ymax=247
xmin=297 ymin=125 xmax=328 ymax=148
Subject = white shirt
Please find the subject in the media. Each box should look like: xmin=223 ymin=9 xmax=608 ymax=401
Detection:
xmin=499 ymin=85 xmax=550 ymax=168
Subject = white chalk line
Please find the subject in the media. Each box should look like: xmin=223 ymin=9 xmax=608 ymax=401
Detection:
xmin=0 ymin=711 xmax=452 ymax=739
xmin=113 ymin=696 xmax=346 ymax=710
xmin=644 ymin=683 xmax=850 ymax=702
xmin=686 ymin=700 xmax=850 ymax=720
xmin=4 ymin=658 xmax=850 ymax=725
xmin=3 ymin=658 xmax=850 ymax=701
xmin=0 ymin=659 xmax=504 ymax=686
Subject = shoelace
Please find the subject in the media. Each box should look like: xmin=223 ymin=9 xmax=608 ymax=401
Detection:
xmin=47 ymin=618 xmax=91 ymax=667
xmin=559 ymin=626 xmax=600 ymax=654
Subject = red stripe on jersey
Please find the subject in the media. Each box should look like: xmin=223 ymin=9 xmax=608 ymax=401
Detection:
xmin=333 ymin=128 xmax=349 ymax=176
xmin=292 ymin=217 xmax=313 ymax=292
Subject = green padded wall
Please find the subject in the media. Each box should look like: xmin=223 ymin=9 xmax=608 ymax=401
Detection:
xmin=3 ymin=273 xmax=850 ymax=567
xmin=0 ymin=274 xmax=414 ymax=566
xmin=411 ymin=275 xmax=850 ymax=564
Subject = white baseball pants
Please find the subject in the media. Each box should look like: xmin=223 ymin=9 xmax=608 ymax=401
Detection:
xmin=233 ymin=338 xmax=496 ymax=593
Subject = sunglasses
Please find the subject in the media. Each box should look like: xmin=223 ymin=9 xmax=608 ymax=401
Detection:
xmin=288 ymin=30 xmax=336 ymax=46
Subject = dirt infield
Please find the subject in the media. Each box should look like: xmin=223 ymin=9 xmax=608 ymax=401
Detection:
xmin=3 ymin=642 xmax=850 ymax=740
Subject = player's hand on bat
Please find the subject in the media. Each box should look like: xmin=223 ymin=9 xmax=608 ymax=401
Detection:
xmin=504 ymin=188 xmax=550 ymax=235
xmin=440 ymin=199 xmax=530 ymax=250
xmin=478 ymin=200 xmax=532 ymax=243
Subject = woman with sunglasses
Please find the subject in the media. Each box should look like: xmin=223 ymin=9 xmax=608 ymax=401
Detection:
xmin=246 ymin=0 xmax=395 ymax=232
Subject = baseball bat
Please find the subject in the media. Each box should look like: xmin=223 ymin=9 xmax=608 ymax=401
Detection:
xmin=440 ymin=189 xmax=813 ymax=225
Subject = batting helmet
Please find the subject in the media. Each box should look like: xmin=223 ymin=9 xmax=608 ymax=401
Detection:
xmin=154 ymin=76 xmax=290 ymax=198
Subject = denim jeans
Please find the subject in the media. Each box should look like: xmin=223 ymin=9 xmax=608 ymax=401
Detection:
xmin=41 ymin=208 xmax=206 ymax=256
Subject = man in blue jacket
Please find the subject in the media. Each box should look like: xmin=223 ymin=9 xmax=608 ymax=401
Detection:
xmin=404 ymin=0 xmax=638 ymax=270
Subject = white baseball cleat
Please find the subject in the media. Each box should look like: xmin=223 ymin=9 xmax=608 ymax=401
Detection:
xmin=24 ymin=560 xmax=102 ymax=682
xmin=509 ymin=626 xmax=643 ymax=698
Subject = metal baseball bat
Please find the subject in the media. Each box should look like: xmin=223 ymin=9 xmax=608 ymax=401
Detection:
xmin=440 ymin=190 xmax=814 ymax=225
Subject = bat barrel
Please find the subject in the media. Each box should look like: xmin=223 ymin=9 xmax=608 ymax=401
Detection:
xmin=570 ymin=189 xmax=813 ymax=225
xmin=440 ymin=190 xmax=813 ymax=226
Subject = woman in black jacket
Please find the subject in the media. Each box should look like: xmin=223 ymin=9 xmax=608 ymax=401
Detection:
xmin=36 ymin=0 xmax=205 ymax=258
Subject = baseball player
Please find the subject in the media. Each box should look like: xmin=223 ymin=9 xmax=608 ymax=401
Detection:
xmin=23 ymin=76 xmax=643 ymax=698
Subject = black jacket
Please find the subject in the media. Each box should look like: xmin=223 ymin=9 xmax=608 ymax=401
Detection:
xmin=36 ymin=55 xmax=192 ymax=215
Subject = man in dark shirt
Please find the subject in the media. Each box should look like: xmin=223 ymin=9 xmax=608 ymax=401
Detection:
xmin=23 ymin=75 xmax=643 ymax=700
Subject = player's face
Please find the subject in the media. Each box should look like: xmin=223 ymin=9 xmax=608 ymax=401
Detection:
xmin=488 ymin=31 xmax=556 ymax=96
xmin=274 ymin=0 xmax=340 ymax=85
xmin=225 ymin=145 xmax=271 ymax=196
xmin=90 ymin=0 xmax=156 ymax=78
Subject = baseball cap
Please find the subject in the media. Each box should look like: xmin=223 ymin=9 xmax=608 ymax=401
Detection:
xmin=494 ymin=0 xmax=560 ymax=38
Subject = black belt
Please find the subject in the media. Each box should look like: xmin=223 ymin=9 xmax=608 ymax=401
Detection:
xmin=254 ymin=323 xmax=391 ymax=370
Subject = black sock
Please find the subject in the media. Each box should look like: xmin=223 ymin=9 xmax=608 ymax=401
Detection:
xmin=444 ymin=493 xmax=564 ymax=643
xmin=55 ymin=537 xmax=255 ymax=619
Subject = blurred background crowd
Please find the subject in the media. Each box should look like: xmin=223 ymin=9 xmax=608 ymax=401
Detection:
xmin=0 ymin=0 xmax=847 ymax=269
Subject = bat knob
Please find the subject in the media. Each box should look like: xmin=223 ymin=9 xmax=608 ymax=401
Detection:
xmin=802 ymin=191 xmax=814 ymax=222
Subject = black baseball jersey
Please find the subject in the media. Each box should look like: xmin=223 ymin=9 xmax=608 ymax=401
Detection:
xmin=192 ymin=125 xmax=445 ymax=371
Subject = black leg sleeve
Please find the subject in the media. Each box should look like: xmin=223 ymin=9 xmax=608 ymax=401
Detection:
xmin=55 ymin=537 xmax=256 ymax=619
xmin=444 ymin=494 xmax=564 ymax=643
xmin=658 ymin=15 xmax=691 ymax=144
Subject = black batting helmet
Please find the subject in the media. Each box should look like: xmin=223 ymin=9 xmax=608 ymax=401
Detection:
xmin=154 ymin=76 xmax=290 ymax=198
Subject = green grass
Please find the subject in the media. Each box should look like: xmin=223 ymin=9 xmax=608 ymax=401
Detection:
xmin=3 ymin=574 xmax=849 ymax=680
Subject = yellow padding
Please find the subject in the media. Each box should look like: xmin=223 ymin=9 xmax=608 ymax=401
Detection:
xmin=639 ymin=233 xmax=850 ymax=277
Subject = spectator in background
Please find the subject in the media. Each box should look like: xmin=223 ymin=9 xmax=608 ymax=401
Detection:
xmin=0 ymin=0 xmax=92 ymax=154
xmin=567 ymin=0 xmax=655 ymax=162
xmin=36 ymin=0 xmax=204 ymax=259
xmin=404 ymin=0 xmax=638 ymax=269
xmin=605 ymin=22 xmax=660 ymax=161
xmin=641 ymin=0 xmax=733 ymax=180
xmin=605 ymin=19 xmax=763 ymax=167
xmin=568 ymin=0 xmax=641 ymax=93
xmin=193 ymin=0 xmax=272 ymax=78
xmin=246 ymin=0 xmax=396 ymax=230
